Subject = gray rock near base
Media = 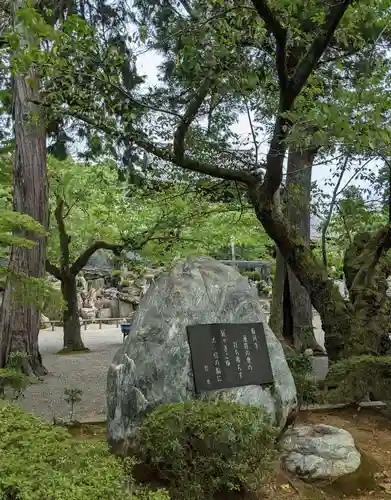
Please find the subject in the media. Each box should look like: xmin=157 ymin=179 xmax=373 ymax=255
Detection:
xmin=107 ymin=256 xmax=297 ymax=450
xmin=96 ymin=297 xmax=114 ymax=310
xmin=97 ymin=308 xmax=112 ymax=319
xmin=39 ymin=313 xmax=51 ymax=329
xmin=119 ymin=300 xmax=134 ymax=319
xmin=282 ymin=424 xmax=361 ymax=480
xmin=103 ymin=287 xmax=119 ymax=300
xmin=80 ymin=307 xmax=97 ymax=320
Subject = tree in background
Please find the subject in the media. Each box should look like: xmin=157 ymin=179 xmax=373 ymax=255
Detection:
xmin=45 ymin=157 xmax=271 ymax=351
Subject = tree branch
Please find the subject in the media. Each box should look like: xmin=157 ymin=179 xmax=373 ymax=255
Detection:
xmin=251 ymin=0 xmax=287 ymax=90
xmin=289 ymin=0 xmax=354 ymax=100
xmin=46 ymin=259 xmax=62 ymax=280
xmin=174 ymin=78 xmax=211 ymax=159
xmin=59 ymin=107 xmax=257 ymax=184
xmin=70 ymin=241 xmax=124 ymax=276
xmin=338 ymin=206 xmax=353 ymax=246
xmin=178 ymin=0 xmax=198 ymax=20
xmin=245 ymin=102 xmax=259 ymax=167
xmin=135 ymin=131 xmax=256 ymax=184
xmin=321 ymin=154 xmax=350 ymax=268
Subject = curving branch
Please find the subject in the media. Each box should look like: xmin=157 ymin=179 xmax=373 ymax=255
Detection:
xmin=57 ymin=107 xmax=257 ymax=185
xmin=289 ymin=0 xmax=354 ymax=103
xmin=321 ymin=154 xmax=350 ymax=268
xmin=46 ymin=260 xmax=62 ymax=280
xmin=173 ymin=78 xmax=211 ymax=160
xmin=251 ymin=0 xmax=287 ymax=90
xmin=245 ymin=102 xmax=259 ymax=167
xmin=70 ymin=241 xmax=124 ymax=276
xmin=258 ymin=0 xmax=354 ymax=197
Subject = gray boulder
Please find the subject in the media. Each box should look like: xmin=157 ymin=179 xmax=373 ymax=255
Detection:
xmin=39 ymin=313 xmax=51 ymax=330
xmin=107 ymin=256 xmax=297 ymax=451
xmin=282 ymin=424 xmax=361 ymax=480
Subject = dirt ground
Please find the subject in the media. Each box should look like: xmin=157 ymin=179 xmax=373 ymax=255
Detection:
xmin=262 ymin=408 xmax=391 ymax=500
xmin=68 ymin=407 xmax=391 ymax=500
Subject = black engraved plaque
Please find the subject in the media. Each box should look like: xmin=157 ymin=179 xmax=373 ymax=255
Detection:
xmin=186 ymin=323 xmax=274 ymax=393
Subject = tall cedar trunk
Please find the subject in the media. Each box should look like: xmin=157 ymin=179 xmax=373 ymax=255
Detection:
xmin=61 ymin=274 xmax=85 ymax=351
xmin=0 ymin=60 xmax=48 ymax=373
xmin=270 ymin=150 xmax=324 ymax=353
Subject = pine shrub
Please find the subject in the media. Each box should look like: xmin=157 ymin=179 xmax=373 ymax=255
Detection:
xmin=135 ymin=400 xmax=278 ymax=499
xmin=326 ymin=355 xmax=391 ymax=403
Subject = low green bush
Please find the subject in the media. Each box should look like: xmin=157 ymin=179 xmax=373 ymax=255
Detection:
xmin=0 ymin=403 xmax=169 ymax=500
xmin=135 ymin=400 xmax=278 ymax=499
xmin=326 ymin=355 xmax=391 ymax=403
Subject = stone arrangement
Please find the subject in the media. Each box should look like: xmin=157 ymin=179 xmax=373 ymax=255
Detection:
xmin=106 ymin=256 xmax=297 ymax=452
xmin=40 ymin=268 xmax=163 ymax=326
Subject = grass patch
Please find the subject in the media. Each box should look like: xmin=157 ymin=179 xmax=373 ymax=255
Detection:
xmin=0 ymin=403 xmax=169 ymax=499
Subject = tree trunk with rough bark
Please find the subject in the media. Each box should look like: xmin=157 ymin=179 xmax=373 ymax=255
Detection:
xmin=61 ymin=273 xmax=86 ymax=352
xmin=270 ymin=149 xmax=324 ymax=353
xmin=46 ymin=195 xmax=123 ymax=351
xmin=46 ymin=197 xmax=88 ymax=353
xmin=0 ymin=7 xmax=48 ymax=375
xmin=249 ymin=181 xmax=353 ymax=361
xmin=343 ymin=232 xmax=391 ymax=356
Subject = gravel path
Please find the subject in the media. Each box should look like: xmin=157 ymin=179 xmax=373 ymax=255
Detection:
xmin=18 ymin=325 xmax=123 ymax=423
xmin=18 ymin=314 xmax=327 ymax=424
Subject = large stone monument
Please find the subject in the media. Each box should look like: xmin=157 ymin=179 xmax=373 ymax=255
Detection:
xmin=107 ymin=256 xmax=297 ymax=453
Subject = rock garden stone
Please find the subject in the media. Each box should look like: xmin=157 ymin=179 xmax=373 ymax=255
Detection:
xmin=119 ymin=301 xmax=134 ymax=319
xmin=107 ymin=256 xmax=297 ymax=451
xmin=80 ymin=307 xmax=97 ymax=320
xmin=103 ymin=288 xmax=119 ymax=300
xmin=97 ymin=308 xmax=112 ymax=319
xmin=39 ymin=313 xmax=51 ymax=330
xmin=281 ymin=424 xmax=361 ymax=480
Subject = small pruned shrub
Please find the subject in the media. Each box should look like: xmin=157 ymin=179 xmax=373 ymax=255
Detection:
xmin=326 ymin=355 xmax=391 ymax=403
xmin=135 ymin=400 xmax=278 ymax=499
xmin=286 ymin=351 xmax=320 ymax=408
xmin=63 ymin=387 xmax=83 ymax=421
xmin=0 ymin=403 xmax=169 ymax=499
